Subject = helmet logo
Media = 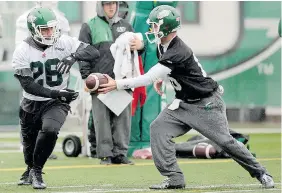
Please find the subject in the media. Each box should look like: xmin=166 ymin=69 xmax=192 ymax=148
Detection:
xmin=27 ymin=15 xmax=37 ymax=23
xmin=157 ymin=10 xmax=171 ymax=19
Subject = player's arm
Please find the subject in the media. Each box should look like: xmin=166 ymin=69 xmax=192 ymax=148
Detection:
xmin=14 ymin=69 xmax=78 ymax=102
xmin=57 ymin=34 xmax=100 ymax=74
xmin=116 ymin=63 xmax=171 ymax=89
xmin=77 ymin=23 xmax=95 ymax=79
xmin=74 ymin=43 xmax=99 ymax=62
xmin=15 ymin=71 xmax=60 ymax=98
xmin=98 ymin=63 xmax=171 ymax=93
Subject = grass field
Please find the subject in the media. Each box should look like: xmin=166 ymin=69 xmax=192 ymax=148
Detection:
xmin=0 ymin=133 xmax=281 ymax=193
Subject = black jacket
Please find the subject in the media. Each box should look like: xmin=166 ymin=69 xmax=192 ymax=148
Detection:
xmin=78 ymin=17 xmax=134 ymax=79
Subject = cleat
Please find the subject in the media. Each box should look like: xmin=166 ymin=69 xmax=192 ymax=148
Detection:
xmin=149 ymin=178 xmax=185 ymax=189
xmin=257 ymin=173 xmax=274 ymax=189
xmin=18 ymin=167 xmax=31 ymax=185
xmin=100 ymin=157 xmax=112 ymax=165
xmin=112 ymin=155 xmax=134 ymax=165
xmin=29 ymin=169 xmax=46 ymax=189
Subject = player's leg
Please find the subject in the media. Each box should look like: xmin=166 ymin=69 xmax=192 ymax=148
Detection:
xmin=149 ymin=107 xmax=191 ymax=189
xmin=111 ymin=104 xmax=133 ymax=164
xmin=31 ymin=104 xmax=68 ymax=189
xmin=183 ymin=91 xmax=274 ymax=188
xmin=91 ymin=94 xmax=113 ymax=164
xmin=18 ymin=107 xmax=39 ymax=185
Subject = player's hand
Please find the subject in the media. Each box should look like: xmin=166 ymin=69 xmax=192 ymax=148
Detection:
xmin=57 ymin=54 xmax=76 ymax=74
xmin=58 ymin=89 xmax=79 ymax=103
xmin=154 ymin=79 xmax=164 ymax=96
xmin=98 ymin=74 xmax=117 ymax=94
xmin=130 ymin=35 xmax=144 ymax=51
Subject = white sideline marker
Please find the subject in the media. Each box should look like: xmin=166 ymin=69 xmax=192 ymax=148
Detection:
xmin=201 ymin=189 xmax=281 ymax=193
xmin=0 ymin=182 xmax=281 ymax=193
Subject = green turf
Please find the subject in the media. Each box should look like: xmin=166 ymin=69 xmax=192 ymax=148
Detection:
xmin=0 ymin=133 xmax=280 ymax=193
xmin=228 ymin=122 xmax=280 ymax=128
xmin=0 ymin=137 xmax=66 ymax=144
xmin=0 ymin=138 xmax=67 ymax=150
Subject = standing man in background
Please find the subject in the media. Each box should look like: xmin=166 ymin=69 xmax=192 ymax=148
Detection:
xmin=15 ymin=1 xmax=70 ymax=159
xmin=78 ymin=1 xmax=144 ymax=165
xmin=86 ymin=1 xmax=131 ymax=159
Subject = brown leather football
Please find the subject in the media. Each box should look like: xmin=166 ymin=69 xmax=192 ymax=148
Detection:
xmin=192 ymin=143 xmax=217 ymax=159
xmin=85 ymin=73 xmax=108 ymax=91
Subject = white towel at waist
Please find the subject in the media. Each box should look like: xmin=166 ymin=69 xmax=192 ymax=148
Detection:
xmin=110 ymin=32 xmax=143 ymax=80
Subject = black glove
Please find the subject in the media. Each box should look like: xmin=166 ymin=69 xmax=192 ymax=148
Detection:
xmin=57 ymin=54 xmax=77 ymax=74
xmin=51 ymin=89 xmax=79 ymax=103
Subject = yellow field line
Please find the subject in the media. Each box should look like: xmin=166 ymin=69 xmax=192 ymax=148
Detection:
xmin=0 ymin=157 xmax=280 ymax=172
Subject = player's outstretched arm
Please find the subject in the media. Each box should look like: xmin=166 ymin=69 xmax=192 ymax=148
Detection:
xmin=57 ymin=43 xmax=100 ymax=74
xmin=74 ymin=43 xmax=100 ymax=62
xmin=14 ymin=70 xmax=78 ymax=103
xmin=98 ymin=63 xmax=171 ymax=94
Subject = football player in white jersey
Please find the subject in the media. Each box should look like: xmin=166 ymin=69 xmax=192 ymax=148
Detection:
xmin=15 ymin=1 xmax=70 ymax=160
xmin=12 ymin=7 xmax=99 ymax=189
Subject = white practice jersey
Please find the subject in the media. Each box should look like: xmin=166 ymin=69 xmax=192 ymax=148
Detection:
xmin=12 ymin=35 xmax=81 ymax=101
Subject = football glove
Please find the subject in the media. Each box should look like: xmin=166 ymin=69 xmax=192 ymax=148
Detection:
xmin=52 ymin=89 xmax=79 ymax=103
xmin=57 ymin=54 xmax=76 ymax=74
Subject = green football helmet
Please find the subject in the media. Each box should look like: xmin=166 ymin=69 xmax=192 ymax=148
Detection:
xmin=145 ymin=5 xmax=181 ymax=44
xmin=27 ymin=7 xmax=60 ymax=45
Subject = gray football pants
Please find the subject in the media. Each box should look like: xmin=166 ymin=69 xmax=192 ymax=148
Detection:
xmin=150 ymin=91 xmax=268 ymax=185
xmin=91 ymin=94 xmax=131 ymax=158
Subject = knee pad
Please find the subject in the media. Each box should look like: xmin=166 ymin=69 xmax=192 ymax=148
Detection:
xmin=41 ymin=126 xmax=59 ymax=135
xmin=38 ymin=128 xmax=58 ymax=144
xmin=42 ymin=118 xmax=62 ymax=134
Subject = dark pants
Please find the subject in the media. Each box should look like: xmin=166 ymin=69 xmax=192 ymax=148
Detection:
xmin=88 ymin=110 xmax=97 ymax=157
xmin=91 ymin=94 xmax=132 ymax=159
xmin=20 ymin=101 xmax=69 ymax=169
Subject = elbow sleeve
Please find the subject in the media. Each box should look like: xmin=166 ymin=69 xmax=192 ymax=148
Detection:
xmin=15 ymin=75 xmax=59 ymax=99
xmin=74 ymin=44 xmax=100 ymax=62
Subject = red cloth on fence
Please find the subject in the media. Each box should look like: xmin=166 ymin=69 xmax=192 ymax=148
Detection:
xmin=132 ymin=56 xmax=147 ymax=116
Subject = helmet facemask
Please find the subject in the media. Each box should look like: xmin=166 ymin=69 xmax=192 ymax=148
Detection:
xmin=145 ymin=6 xmax=181 ymax=45
xmin=32 ymin=20 xmax=60 ymax=46
xmin=145 ymin=19 xmax=165 ymax=44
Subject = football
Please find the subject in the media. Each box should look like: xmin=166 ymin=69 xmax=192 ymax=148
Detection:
xmin=85 ymin=73 xmax=108 ymax=92
xmin=192 ymin=143 xmax=217 ymax=159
